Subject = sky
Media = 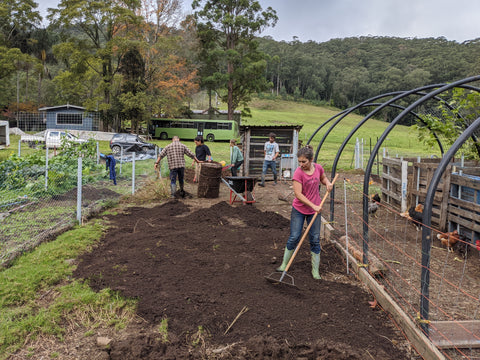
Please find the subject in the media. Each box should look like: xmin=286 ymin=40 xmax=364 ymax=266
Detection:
xmin=38 ymin=0 xmax=480 ymax=44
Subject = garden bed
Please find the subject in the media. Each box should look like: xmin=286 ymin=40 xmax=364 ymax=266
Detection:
xmin=71 ymin=191 xmax=417 ymax=359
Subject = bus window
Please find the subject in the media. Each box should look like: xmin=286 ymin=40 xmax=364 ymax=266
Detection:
xmin=205 ymin=122 xmax=217 ymax=129
xmin=217 ymin=122 xmax=232 ymax=130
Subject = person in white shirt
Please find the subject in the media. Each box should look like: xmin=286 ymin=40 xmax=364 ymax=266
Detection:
xmin=258 ymin=132 xmax=280 ymax=187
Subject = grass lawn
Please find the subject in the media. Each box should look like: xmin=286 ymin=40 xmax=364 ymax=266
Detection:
xmin=2 ymin=98 xmax=439 ymax=170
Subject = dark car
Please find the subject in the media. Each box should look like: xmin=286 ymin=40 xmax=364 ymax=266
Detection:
xmin=109 ymin=133 xmax=157 ymax=154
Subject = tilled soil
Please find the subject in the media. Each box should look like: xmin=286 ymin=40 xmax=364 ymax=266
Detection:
xmin=73 ymin=193 xmax=417 ymax=359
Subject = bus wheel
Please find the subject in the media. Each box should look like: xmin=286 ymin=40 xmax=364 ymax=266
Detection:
xmin=160 ymin=132 xmax=168 ymax=140
xmin=206 ymin=134 xmax=215 ymax=142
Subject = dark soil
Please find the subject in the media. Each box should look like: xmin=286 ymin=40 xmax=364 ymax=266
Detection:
xmin=74 ymin=196 xmax=416 ymax=359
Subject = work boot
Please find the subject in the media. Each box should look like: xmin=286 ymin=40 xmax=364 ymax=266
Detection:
xmin=273 ymin=174 xmax=277 ymax=185
xmin=258 ymin=174 xmax=265 ymax=187
xmin=276 ymin=248 xmax=294 ymax=272
xmin=311 ymin=252 xmax=321 ymax=280
xmin=170 ymin=184 xmax=176 ymax=198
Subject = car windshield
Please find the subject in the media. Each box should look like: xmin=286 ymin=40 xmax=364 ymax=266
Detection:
xmin=64 ymin=133 xmax=78 ymax=139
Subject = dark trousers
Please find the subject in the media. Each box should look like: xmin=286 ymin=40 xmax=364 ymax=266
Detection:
xmin=170 ymin=167 xmax=185 ymax=187
xmin=230 ymin=160 xmax=243 ymax=176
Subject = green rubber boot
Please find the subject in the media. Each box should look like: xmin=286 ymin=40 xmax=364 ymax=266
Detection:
xmin=311 ymin=252 xmax=321 ymax=279
xmin=276 ymin=248 xmax=294 ymax=272
xmin=170 ymin=184 xmax=176 ymax=198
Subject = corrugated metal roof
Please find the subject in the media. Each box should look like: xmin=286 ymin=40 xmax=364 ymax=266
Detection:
xmin=240 ymin=124 xmax=303 ymax=130
xmin=38 ymin=104 xmax=85 ymax=111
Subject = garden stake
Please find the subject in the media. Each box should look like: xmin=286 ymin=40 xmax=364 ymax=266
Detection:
xmin=224 ymin=306 xmax=249 ymax=335
xmin=265 ymin=174 xmax=338 ymax=288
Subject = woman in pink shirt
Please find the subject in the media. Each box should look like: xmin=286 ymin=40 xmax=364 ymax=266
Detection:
xmin=276 ymin=145 xmax=333 ymax=279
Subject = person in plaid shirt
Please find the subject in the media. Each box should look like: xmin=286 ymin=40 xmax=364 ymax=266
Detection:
xmin=154 ymin=136 xmax=199 ymax=198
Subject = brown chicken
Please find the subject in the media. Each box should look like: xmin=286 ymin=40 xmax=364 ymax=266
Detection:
xmin=437 ymin=230 xmax=460 ymax=252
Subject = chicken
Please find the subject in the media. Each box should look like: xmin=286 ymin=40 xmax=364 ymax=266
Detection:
xmin=400 ymin=203 xmax=423 ymax=231
xmin=368 ymin=193 xmax=381 ymax=217
xmin=437 ymin=230 xmax=461 ymax=252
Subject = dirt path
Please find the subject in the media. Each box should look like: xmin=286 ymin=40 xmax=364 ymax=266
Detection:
xmin=70 ymin=176 xmax=418 ymax=359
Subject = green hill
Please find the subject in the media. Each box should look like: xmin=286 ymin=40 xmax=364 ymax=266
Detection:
xmin=242 ymin=99 xmax=438 ymax=170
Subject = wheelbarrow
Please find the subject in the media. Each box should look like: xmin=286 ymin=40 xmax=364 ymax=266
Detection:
xmin=222 ymin=176 xmax=256 ymax=205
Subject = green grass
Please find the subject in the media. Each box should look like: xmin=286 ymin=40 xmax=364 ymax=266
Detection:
xmin=0 ymin=98 xmax=440 ymax=359
xmin=0 ymin=220 xmax=136 ymax=359
xmin=148 ymin=98 xmax=439 ymax=171
xmin=243 ymin=99 xmax=438 ymax=170
xmin=3 ymin=99 xmax=437 ymax=170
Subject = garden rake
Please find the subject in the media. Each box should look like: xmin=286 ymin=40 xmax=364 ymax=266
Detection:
xmin=265 ymin=174 xmax=338 ymax=288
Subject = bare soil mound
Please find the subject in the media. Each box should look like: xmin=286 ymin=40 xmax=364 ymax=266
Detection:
xmin=74 ymin=200 xmax=415 ymax=359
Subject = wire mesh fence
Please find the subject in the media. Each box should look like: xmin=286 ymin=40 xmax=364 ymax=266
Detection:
xmin=329 ymin=178 xmax=480 ymax=360
xmin=0 ymin=146 xmax=162 ymax=269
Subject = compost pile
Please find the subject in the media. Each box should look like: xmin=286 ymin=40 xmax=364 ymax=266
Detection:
xmin=74 ymin=200 xmax=415 ymax=359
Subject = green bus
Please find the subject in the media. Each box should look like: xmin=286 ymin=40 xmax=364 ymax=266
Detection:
xmin=149 ymin=118 xmax=239 ymax=142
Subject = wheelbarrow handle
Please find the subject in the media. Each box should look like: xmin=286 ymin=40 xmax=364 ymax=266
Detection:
xmin=283 ymin=174 xmax=339 ymax=273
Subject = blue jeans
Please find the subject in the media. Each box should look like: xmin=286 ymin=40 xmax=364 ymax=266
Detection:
xmin=262 ymin=160 xmax=277 ymax=176
xmin=286 ymin=207 xmax=321 ymax=254
xmin=170 ymin=167 xmax=185 ymax=186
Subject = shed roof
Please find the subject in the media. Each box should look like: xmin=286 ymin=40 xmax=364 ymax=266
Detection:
xmin=240 ymin=124 xmax=303 ymax=130
xmin=38 ymin=104 xmax=85 ymax=111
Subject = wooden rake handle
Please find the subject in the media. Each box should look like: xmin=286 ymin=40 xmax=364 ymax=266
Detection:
xmin=283 ymin=174 xmax=339 ymax=273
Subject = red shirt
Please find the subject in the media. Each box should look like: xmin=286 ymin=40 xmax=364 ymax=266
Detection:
xmin=292 ymin=163 xmax=325 ymax=215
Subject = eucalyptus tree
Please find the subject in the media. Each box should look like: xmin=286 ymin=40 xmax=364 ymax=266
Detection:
xmin=48 ymin=0 xmax=143 ymax=129
xmin=0 ymin=0 xmax=41 ymax=49
xmin=192 ymin=0 xmax=277 ymax=119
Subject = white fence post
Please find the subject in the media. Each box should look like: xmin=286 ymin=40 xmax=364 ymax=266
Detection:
xmin=361 ymin=138 xmax=364 ymax=169
xmin=45 ymin=147 xmax=49 ymax=190
xmin=96 ymin=142 xmax=100 ymax=165
xmin=132 ymin=152 xmax=136 ymax=194
xmin=355 ymin=138 xmax=360 ymax=169
xmin=77 ymin=157 xmax=82 ymax=224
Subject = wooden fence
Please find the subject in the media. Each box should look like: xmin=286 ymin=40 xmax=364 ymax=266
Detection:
xmin=381 ymin=157 xmax=480 ymax=238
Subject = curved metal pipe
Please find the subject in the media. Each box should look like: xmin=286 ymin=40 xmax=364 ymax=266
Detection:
xmin=312 ymin=91 xmax=405 ymax=163
xmin=328 ymin=101 xmax=445 ymax=220
xmin=306 ymin=109 xmax=349 ymax=146
xmin=321 ymin=84 xmax=452 ymax=220
xmin=362 ymin=76 xmax=480 ymax=266
xmin=361 ymin=75 xmax=480 ymax=277
xmin=419 ymin=115 xmax=480 ymax=333
xmin=330 ymin=99 xmax=444 ymax=221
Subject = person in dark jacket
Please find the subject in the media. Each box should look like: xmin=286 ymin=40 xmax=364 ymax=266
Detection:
xmin=192 ymin=135 xmax=212 ymax=183
xmin=101 ymin=153 xmax=117 ymax=185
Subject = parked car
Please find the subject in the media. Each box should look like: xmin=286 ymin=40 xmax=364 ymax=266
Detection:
xmin=109 ymin=133 xmax=157 ymax=154
xmin=21 ymin=130 xmax=88 ymax=149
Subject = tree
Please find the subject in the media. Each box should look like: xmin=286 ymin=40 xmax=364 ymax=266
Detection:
xmin=48 ymin=0 xmax=142 ymax=130
xmin=192 ymin=0 xmax=277 ymax=119
xmin=415 ymin=88 xmax=480 ymax=159
xmin=0 ymin=0 xmax=41 ymax=49
xmin=137 ymin=0 xmax=199 ymax=118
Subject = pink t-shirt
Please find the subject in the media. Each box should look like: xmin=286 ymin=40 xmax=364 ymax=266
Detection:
xmin=292 ymin=163 xmax=325 ymax=215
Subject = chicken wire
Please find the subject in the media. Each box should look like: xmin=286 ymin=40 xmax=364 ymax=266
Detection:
xmin=330 ymin=178 xmax=480 ymax=360
xmin=0 ymin=150 xmax=159 ymax=269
